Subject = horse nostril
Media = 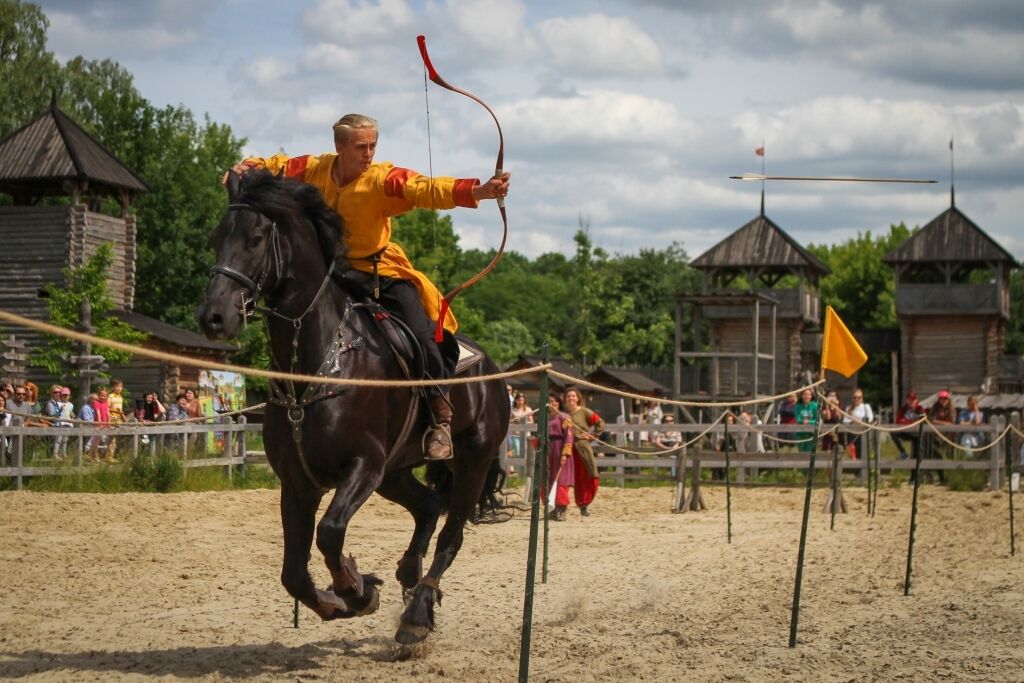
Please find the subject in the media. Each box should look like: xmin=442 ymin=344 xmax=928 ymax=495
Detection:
xmin=208 ymin=313 xmax=224 ymax=330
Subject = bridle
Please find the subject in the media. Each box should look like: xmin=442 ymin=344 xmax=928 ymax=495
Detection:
xmin=209 ymin=202 xmax=335 ymax=329
xmin=208 ymin=200 xmax=348 ymax=493
xmin=209 ymin=203 xmax=285 ymax=323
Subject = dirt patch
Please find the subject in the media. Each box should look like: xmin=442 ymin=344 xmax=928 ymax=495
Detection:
xmin=0 ymin=485 xmax=1021 ymax=681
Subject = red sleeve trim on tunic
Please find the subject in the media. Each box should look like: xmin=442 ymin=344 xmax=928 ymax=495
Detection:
xmin=284 ymin=155 xmax=311 ymax=180
xmin=453 ymin=178 xmax=479 ymax=207
xmin=384 ymin=167 xmax=418 ymax=198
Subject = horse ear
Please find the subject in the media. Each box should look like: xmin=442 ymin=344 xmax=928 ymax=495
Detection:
xmin=224 ymin=170 xmax=242 ymax=200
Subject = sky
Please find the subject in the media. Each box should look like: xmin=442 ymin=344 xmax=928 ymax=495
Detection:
xmin=36 ymin=0 xmax=1024 ymax=262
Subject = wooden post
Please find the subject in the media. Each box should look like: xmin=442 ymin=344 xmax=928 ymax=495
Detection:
xmin=224 ymin=417 xmax=234 ymax=484
xmin=14 ymin=416 xmax=24 ymax=491
xmin=1009 ymin=412 xmax=1019 ymax=557
xmin=684 ymin=457 xmax=707 ymax=511
xmin=724 ymin=417 xmax=732 ymax=543
xmin=238 ymin=415 xmax=248 ymax=475
xmin=673 ymin=446 xmax=687 ymax=513
xmin=989 ymin=416 xmax=1005 ymax=491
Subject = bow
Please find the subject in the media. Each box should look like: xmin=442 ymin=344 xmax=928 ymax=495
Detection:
xmin=417 ymin=35 xmax=508 ymax=341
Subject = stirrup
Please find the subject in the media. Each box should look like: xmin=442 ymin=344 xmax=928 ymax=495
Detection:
xmin=423 ymin=422 xmax=454 ymax=461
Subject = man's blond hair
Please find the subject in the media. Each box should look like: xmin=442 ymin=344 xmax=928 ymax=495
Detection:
xmin=333 ymin=114 xmax=378 ymax=145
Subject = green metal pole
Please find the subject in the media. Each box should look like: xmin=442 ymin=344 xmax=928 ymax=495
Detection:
xmin=865 ymin=431 xmax=872 ymax=517
xmin=904 ymin=423 xmax=925 ymax=596
xmin=519 ymin=346 xmax=549 ymax=683
xmin=542 ymin=399 xmax=551 ymax=583
xmin=724 ymin=413 xmax=732 ymax=544
xmin=788 ymin=407 xmax=823 ymax=648
xmin=874 ymin=430 xmax=881 ymax=516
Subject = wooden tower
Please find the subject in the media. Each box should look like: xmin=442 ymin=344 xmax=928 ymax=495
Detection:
xmin=883 ymin=191 xmax=1018 ymax=396
xmin=0 ymin=102 xmax=150 ymax=351
xmin=677 ymin=199 xmax=829 ymax=411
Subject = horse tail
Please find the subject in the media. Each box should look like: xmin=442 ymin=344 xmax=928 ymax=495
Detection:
xmin=424 ymin=454 xmax=515 ymax=524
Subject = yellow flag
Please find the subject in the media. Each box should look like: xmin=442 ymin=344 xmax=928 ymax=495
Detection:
xmin=821 ymin=306 xmax=868 ymax=378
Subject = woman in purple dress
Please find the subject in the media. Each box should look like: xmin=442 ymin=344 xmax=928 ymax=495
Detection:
xmin=546 ymin=393 xmax=575 ymax=521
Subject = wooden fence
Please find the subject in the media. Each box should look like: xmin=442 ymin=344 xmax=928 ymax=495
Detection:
xmin=0 ymin=416 xmax=261 ymax=490
xmin=504 ymin=418 xmax=1020 ymax=494
xmin=4 ymin=416 xmax=1019 ymax=495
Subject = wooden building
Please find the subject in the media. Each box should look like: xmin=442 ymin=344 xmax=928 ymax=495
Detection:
xmin=677 ymin=202 xmax=829 ymax=414
xmin=505 ymin=354 xmax=578 ymax=397
xmin=0 ymin=103 xmax=149 ymax=354
xmin=0 ymin=104 xmax=237 ymax=402
xmin=585 ymin=366 xmax=669 ymax=424
xmin=108 ymin=311 xmax=237 ymax=402
xmin=883 ymin=194 xmax=1018 ymax=397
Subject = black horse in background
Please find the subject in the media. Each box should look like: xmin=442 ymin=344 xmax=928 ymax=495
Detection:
xmin=197 ymin=170 xmax=511 ymax=644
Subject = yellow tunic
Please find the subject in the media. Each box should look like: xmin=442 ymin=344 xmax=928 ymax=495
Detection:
xmin=243 ymin=153 xmax=479 ymax=333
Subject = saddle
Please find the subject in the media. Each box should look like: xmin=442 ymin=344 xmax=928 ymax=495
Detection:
xmin=334 ymin=268 xmax=485 ymax=380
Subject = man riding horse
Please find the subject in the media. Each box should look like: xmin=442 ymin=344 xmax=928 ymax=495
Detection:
xmin=228 ymin=114 xmax=510 ymax=460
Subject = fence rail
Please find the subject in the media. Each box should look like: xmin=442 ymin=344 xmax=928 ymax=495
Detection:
xmin=0 ymin=417 xmax=261 ymax=490
xmin=502 ymin=420 xmax=1017 ymax=491
xmin=3 ymin=418 xmax=1019 ymax=494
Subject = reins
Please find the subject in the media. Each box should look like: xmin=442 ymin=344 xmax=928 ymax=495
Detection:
xmin=210 ymin=200 xmax=348 ymax=493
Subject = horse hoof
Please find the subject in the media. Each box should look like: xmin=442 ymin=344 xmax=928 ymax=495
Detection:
xmin=395 ymin=622 xmax=430 ymax=645
xmin=354 ymin=584 xmax=380 ymax=616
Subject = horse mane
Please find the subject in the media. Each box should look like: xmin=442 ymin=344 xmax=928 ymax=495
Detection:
xmin=236 ymin=169 xmax=347 ymax=270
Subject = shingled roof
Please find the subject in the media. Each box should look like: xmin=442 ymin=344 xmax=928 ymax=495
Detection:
xmin=113 ymin=311 xmax=237 ymax=353
xmin=0 ymin=105 xmax=149 ymax=196
xmin=692 ymin=213 xmax=830 ymax=276
xmin=883 ymin=205 xmax=1018 ymax=265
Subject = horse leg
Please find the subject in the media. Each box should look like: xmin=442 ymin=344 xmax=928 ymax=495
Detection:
xmin=376 ymin=469 xmax=443 ymax=597
xmin=314 ymin=462 xmax=384 ymax=620
xmin=279 ymin=484 xmax=326 ymax=616
xmin=395 ymin=452 xmax=491 ymax=644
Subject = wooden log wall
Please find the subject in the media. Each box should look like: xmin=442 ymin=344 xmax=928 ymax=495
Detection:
xmin=711 ymin=317 xmax=805 ymax=393
xmin=0 ymin=206 xmax=71 ymax=353
xmin=902 ymin=316 xmax=991 ymax=395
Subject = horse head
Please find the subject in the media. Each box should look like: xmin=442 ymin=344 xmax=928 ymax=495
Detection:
xmin=197 ymin=170 xmax=345 ymax=340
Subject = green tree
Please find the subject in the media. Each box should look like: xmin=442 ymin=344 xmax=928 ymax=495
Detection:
xmin=33 ymin=243 xmax=146 ymax=375
xmin=605 ymin=242 xmax=698 ymax=366
xmin=808 ymin=223 xmax=911 ymax=329
xmin=0 ymin=0 xmax=60 ymax=137
xmin=566 ymin=224 xmax=634 ymax=369
xmin=55 ymin=56 xmax=245 ymax=327
xmin=391 ymin=208 xmax=460 ymax=290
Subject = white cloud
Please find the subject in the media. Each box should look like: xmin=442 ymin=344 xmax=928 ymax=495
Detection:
xmin=437 ymin=0 xmax=538 ymax=60
xmin=538 ymin=14 xmax=665 ymax=78
xmin=733 ymin=97 xmax=1024 ymax=167
xmin=503 ymin=90 xmax=696 ymax=157
xmin=299 ymin=0 xmax=416 ymax=43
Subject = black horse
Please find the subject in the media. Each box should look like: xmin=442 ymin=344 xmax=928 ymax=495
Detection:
xmin=197 ymin=170 xmax=511 ymax=644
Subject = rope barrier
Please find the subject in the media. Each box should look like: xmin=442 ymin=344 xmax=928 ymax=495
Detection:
xmin=0 ymin=308 xmax=549 ymax=388
xmin=2 ymin=307 xmax=1019 ymax=457
xmin=546 ymin=369 xmax=825 ymax=408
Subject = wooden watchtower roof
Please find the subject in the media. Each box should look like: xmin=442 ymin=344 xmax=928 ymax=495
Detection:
xmin=692 ymin=213 xmax=830 ymax=277
xmin=0 ymin=104 xmax=149 ymax=200
xmin=883 ymin=205 xmax=1018 ymax=266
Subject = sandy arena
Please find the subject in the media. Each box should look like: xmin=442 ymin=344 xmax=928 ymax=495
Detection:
xmin=1 ymin=484 xmax=1021 ymax=681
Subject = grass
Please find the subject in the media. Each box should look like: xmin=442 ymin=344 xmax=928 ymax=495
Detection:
xmin=2 ymin=447 xmax=279 ymax=493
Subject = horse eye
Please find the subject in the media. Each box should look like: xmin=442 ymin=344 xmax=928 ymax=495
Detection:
xmin=247 ymin=226 xmax=265 ymax=247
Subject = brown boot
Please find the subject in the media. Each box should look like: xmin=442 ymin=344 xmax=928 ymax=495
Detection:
xmin=424 ymin=395 xmax=454 ymax=461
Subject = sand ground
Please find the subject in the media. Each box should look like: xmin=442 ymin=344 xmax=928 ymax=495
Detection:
xmin=0 ymin=483 xmax=1021 ymax=681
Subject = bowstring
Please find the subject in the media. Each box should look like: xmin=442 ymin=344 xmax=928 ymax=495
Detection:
xmin=422 ymin=62 xmax=442 ymax=307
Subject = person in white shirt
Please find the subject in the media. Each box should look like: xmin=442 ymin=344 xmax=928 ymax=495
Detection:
xmin=842 ymin=388 xmax=874 ymax=459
